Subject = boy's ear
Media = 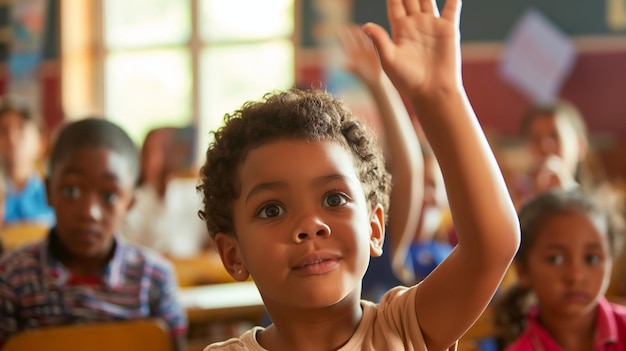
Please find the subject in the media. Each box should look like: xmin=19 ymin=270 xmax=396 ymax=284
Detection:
xmin=214 ymin=233 xmax=249 ymax=281
xmin=369 ymin=204 xmax=385 ymax=257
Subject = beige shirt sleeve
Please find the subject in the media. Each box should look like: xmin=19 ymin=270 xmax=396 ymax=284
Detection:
xmin=354 ymin=286 xmax=428 ymax=351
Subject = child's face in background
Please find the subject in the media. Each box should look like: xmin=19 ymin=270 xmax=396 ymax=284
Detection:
xmin=140 ymin=130 xmax=168 ymax=186
xmin=0 ymin=111 xmax=42 ymax=169
xmin=526 ymin=113 xmax=582 ymax=177
xmin=47 ymin=147 xmax=135 ymax=261
xmin=217 ymin=139 xmax=383 ymax=310
xmin=517 ymin=210 xmax=612 ymax=320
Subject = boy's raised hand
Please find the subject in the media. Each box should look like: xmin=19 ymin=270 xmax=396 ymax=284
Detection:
xmin=338 ymin=25 xmax=384 ymax=89
xmin=363 ymin=0 xmax=461 ymax=97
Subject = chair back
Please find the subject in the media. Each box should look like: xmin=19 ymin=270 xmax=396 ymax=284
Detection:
xmin=3 ymin=319 xmax=173 ymax=351
xmin=1 ymin=222 xmax=48 ymax=252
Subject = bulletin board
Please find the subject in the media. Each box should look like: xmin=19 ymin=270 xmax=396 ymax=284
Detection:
xmin=0 ymin=0 xmax=61 ymax=130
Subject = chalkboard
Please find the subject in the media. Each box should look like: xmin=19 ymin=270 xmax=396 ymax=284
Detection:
xmin=458 ymin=0 xmax=621 ymax=42
xmin=350 ymin=0 xmax=626 ymax=43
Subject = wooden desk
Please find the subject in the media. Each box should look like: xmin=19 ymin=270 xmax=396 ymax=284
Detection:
xmin=179 ymin=281 xmax=265 ymax=324
xmin=169 ymin=253 xmax=235 ymax=287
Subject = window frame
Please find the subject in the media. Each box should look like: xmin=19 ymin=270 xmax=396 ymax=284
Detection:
xmin=62 ymin=0 xmax=300 ymax=157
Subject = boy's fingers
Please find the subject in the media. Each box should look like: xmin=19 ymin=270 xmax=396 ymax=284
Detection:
xmin=403 ymin=0 xmax=421 ymax=15
xmin=362 ymin=23 xmax=393 ymax=61
xmin=356 ymin=27 xmax=375 ymax=50
xmin=337 ymin=27 xmax=352 ymax=49
xmin=441 ymin=0 xmax=461 ymax=23
xmin=420 ymin=0 xmax=439 ymax=16
xmin=353 ymin=26 xmax=369 ymax=46
xmin=338 ymin=25 xmax=361 ymax=51
xmin=387 ymin=0 xmax=407 ymax=19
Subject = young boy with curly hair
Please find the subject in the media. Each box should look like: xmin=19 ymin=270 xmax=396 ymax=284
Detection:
xmin=198 ymin=0 xmax=521 ymax=349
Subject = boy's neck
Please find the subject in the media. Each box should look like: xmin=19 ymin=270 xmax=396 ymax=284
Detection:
xmin=51 ymin=234 xmax=116 ymax=276
xmin=258 ymin=295 xmax=363 ymax=351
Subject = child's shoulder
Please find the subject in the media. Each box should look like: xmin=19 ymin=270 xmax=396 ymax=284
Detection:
xmin=0 ymin=241 xmax=45 ymax=278
xmin=118 ymin=238 xmax=174 ymax=274
xmin=605 ymin=298 xmax=626 ymax=320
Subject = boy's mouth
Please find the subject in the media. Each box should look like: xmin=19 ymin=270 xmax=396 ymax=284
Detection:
xmin=292 ymin=252 xmax=341 ymax=275
xmin=73 ymin=230 xmax=100 ymax=243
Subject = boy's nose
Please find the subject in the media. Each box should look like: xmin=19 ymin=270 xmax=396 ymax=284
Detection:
xmin=79 ymin=194 xmax=103 ymax=221
xmin=88 ymin=203 xmax=103 ymax=221
xmin=293 ymin=215 xmax=331 ymax=242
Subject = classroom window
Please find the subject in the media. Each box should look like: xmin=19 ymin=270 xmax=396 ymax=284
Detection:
xmin=101 ymin=0 xmax=295 ymax=153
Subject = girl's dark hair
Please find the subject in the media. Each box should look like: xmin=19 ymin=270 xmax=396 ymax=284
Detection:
xmin=197 ymin=88 xmax=391 ymax=238
xmin=494 ymin=187 xmax=625 ymax=347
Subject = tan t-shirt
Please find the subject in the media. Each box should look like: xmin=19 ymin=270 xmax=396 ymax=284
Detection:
xmin=204 ymin=286 xmax=454 ymax=351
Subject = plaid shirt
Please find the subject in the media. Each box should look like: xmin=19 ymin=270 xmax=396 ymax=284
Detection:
xmin=0 ymin=230 xmax=188 ymax=346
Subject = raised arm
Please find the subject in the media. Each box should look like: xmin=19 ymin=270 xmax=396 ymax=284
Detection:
xmin=338 ymin=25 xmax=423 ymax=283
xmin=364 ymin=0 xmax=521 ymax=350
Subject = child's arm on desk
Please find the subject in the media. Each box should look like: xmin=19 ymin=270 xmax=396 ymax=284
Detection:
xmin=364 ymin=0 xmax=520 ymax=350
xmin=339 ymin=25 xmax=423 ymax=283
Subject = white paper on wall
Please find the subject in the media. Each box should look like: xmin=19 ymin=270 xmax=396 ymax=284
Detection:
xmin=500 ymin=8 xmax=577 ymax=105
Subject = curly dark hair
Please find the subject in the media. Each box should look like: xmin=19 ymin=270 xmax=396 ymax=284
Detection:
xmin=197 ymin=88 xmax=391 ymax=238
xmin=494 ymin=187 xmax=625 ymax=348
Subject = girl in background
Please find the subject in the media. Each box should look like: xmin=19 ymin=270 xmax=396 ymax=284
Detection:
xmin=495 ymin=188 xmax=625 ymax=351
xmin=512 ymin=100 xmax=606 ymax=207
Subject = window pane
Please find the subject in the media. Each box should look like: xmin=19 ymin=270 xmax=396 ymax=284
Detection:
xmin=105 ymin=49 xmax=192 ymax=144
xmin=200 ymin=0 xmax=293 ymax=42
xmin=105 ymin=0 xmax=190 ymax=48
xmin=199 ymin=40 xmax=294 ymax=149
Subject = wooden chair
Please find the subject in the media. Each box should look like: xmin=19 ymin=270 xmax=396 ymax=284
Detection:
xmin=3 ymin=319 xmax=173 ymax=351
xmin=0 ymin=222 xmax=49 ymax=252
xmin=169 ymin=252 xmax=235 ymax=287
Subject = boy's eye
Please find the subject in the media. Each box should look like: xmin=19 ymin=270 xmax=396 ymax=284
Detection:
xmin=62 ymin=186 xmax=81 ymax=199
xmin=546 ymin=254 xmax=564 ymax=265
xmin=585 ymin=254 xmax=602 ymax=265
xmin=322 ymin=193 xmax=348 ymax=207
xmin=103 ymin=192 xmax=118 ymax=204
xmin=258 ymin=204 xmax=285 ymax=219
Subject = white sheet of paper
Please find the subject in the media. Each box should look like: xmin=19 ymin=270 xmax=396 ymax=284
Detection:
xmin=500 ymin=8 xmax=577 ymax=105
